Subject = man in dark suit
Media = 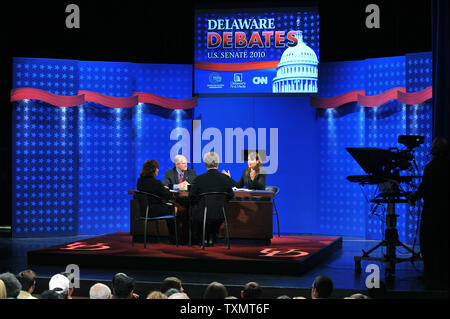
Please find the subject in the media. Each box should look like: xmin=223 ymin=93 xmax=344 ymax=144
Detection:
xmin=162 ymin=155 xmax=197 ymax=244
xmin=189 ymin=152 xmax=234 ymax=246
xmin=162 ymin=155 xmax=197 ymax=190
xmin=409 ymin=137 xmax=449 ymax=290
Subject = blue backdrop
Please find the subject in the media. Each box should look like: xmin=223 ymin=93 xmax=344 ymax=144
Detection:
xmin=315 ymin=53 xmax=432 ymax=243
xmin=192 ymin=96 xmax=318 ymax=234
xmin=12 ymin=58 xmax=193 ymax=237
xmin=12 ymin=53 xmax=432 ymax=243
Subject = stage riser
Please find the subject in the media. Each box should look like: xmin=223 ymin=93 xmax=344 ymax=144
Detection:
xmin=27 ymin=233 xmax=343 ymax=276
xmin=29 ymin=253 xmax=330 ymax=276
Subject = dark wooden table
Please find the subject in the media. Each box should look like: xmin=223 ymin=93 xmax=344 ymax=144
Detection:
xmin=129 ymin=189 xmax=274 ymax=240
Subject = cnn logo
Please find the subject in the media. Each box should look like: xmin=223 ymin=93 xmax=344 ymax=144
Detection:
xmin=252 ymin=77 xmax=268 ymax=85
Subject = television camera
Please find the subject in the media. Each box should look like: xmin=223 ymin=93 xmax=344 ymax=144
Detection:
xmin=346 ymin=135 xmax=424 ymax=279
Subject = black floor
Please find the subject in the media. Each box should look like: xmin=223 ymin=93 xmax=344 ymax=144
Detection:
xmin=0 ymin=232 xmax=446 ymax=299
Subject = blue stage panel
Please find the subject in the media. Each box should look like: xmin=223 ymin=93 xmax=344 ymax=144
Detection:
xmin=78 ymin=61 xmax=134 ymax=97
xmin=77 ymin=104 xmax=134 ymax=235
xmin=364 ymin=56 xmax=407 ymax=241
xmin=404 ymin=52 xmax=433 ymax=244
xmin=12 ymin=57 xmax=79 ymax=95
xmin=317 ymin=108 xmax=367 ymax=237
xmin=134 ymin=63 xmax=193 ymax=99
xmin=133 ymin=63 xmax=193 ymax=186
xmin=77 ymin=61 xmax=135 ymax=235
xmin=317 ymin=60 xmax=366 ymax=97
xmin=406 ymin=52 xmax=432 ymax=93
xmin=12 ymin=101 xmax=79 ymax=237
xmin=316 ymin=60 xmax=367 ymax=237
xmin=12 ymin=57 xmax=80 ymax=238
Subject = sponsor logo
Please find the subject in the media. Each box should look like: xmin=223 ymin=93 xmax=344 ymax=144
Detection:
xmin=230 ymin=73 xmax=246 ymax=88
xmin=207 ymin=72 xmax=224 ymax=89
xmin=253 ymin=76 xmax=268 ymax=85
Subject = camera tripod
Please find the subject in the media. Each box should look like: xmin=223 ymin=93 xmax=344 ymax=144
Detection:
xmin=354 ymin=191 xmax=421 ymax=279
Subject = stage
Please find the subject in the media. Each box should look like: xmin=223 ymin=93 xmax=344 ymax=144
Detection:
xmin=27 ymin=232 xmax=342 ymax=276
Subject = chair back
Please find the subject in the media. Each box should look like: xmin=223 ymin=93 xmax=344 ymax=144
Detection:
xmin=198 ymin=191 xmax=230 ymax=203
xmin=265 ymin=186 xmax=279 ymax=196
xmin=134 ymin=190 xmax=165 ymax=218
xmin=197 ymin=192 xmax=231 ymax=249
xmin=199 ymin=191 xmax=231 ymax=197
xmin=198 ymin=192 xmax=230 ymax=214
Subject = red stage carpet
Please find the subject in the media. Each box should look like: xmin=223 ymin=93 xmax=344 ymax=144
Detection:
xmin=28 ymin=232 xmax=342 ymax=275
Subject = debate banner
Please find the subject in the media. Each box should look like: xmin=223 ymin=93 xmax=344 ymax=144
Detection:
xmin=194 ymin=7 xmax=319 ymax=94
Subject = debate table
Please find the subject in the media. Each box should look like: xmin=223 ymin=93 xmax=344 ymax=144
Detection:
xmin=129 ymin=189 xmax=274 ymax=241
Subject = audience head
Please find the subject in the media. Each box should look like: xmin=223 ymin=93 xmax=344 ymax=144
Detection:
xmin=60 ymin=272 xmax=76 ymax=298
xmin=168 ymin=292 xmax=189 ymax=299
xmin=49 ymin=274 xmax=70 ymax=299
xmin=345 ymin=293 xmax=370 ymax=299
xmin=241 ymin=281 xmax=263 ymax=299
xmin=140 ymin=159 xmax=159 ymax=177
xmin=203 ymin=152 xmax=220 ymax=170
xmin=17 ymin=270 xmax=37 ymax=294
xmin=0 ymin=279 xmax=7 ymax=299
xmin=89 ymin=283 xmax=112 ymax=299
xmin=39 ymin=289 xmax=63 ymax=299
xmin=311 ymin=276 xmax=333 ymax=299
xmin=203 ymin=281 xmax=228 ymax=299
xmin=277 ymin=295 xmax=291 ymax=299
xmin=174 ymin=155 xmax=188 ymax=172
xmin=0 ymin=272 xmax=22 ymax=298
xmin=146 ymin=291 xmax=168 ymax=299
xmin=164 ymin=288 xmax=180 ymax=298
xmin=112 ymin=273 xmax=136 ymax=299
xmin=161 ymin=276 xmax=183 ymax=294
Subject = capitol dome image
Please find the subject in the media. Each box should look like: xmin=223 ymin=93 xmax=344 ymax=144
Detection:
xmin=272 ymin=30 xmax=318 ymax=93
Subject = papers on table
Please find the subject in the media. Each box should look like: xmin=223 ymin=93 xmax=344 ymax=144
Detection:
xmin=232 ymin=187 xmax=252 ymax=191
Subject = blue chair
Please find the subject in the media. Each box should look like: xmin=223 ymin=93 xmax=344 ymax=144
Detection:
xmin=189 ymin=192 xmax=230 ymax=250
xmin=132 ymin=190 xmax=178 ymax=248
xmin=265 ymin=186 xmax=280 ymax=237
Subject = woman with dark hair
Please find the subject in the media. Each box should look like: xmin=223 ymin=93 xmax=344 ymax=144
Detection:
xmin=136 ymin=160 xmax=177 ymax=242
xmin=222 ymin=152 xmax=266 ymax=190
xmin=139 ymin=159 xmax=159 ymax=178
xmin=137 ymin=160 xmax=173 ymax=202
